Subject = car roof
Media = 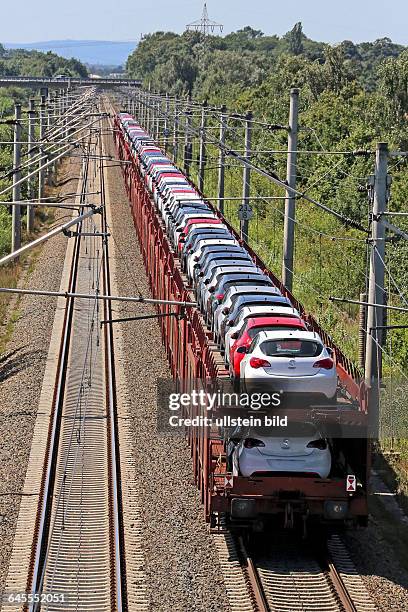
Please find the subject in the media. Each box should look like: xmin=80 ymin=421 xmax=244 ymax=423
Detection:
xmin=199 ymin=245 xmax=243 ymax=254
xmin=166 ymin=187 xmax=196 ymax=192
xmin=196 ymin=239 xmax=238 ymax=249
xmin=183 ymin=221 xmax=221 ymax=230
xmin=185 ymin=217 xmax=220 ymax=224
xmin=236 ymin=305 xmax=299 ymax=318
xmin=219 ymin=272 xmax=265 ymax=281
xmin=233 ymin=294 xmax=287 ymax=304
xmin=152 ymin=165 xmax=179 ymax=172
xmin=203 ymin=253 xmax=250 ymax=263
xmin=173 ymin=204 xmax=209 ymax=212
xmin=246 ymin=316 xmax=305 ymax=327
xmin=225 ymin=283 xmax=272 ymax=295
xmin=157 ymin=173 xmax=184 ymax=178
xmin=206 ymin=259 xmax=253 ymax=270
xmin=212 ymin=266 xmax=258 ymax=276
xmin=179 ymin=209 xmax=220 ymax=220
xmin=173 ymin=208 xmax=211 ymax=218
xmin=256 ymin=330 xmax=322 ymax=342
xmin=172 ymin=204 xmax=208 ymax=212
xmin=188 ymin=232 xmax=232 ymax=242
xmin=170 ymin=192 xmax=201 ymax=199
xmin=230 ymin=286 xmax=280 ymax=296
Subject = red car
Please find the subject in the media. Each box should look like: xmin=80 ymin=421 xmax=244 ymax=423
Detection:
xmin=229 ymin=316 xmax=307 ymax=380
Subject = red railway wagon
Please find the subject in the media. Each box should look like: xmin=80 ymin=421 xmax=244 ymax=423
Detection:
xmin=114 ymin=115 xmax=371 ymax=530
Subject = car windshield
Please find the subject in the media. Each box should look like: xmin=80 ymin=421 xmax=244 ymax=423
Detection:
xmin=247 ymin=325 xmax=300 ymax=339
xmin=231 ymin=292 xmax=274 ymax=306
xmin=214 ymin=271 xmax=258 ymax=286
xmin=232 ymin=299 xmax=283 ymax=317
xmin=260 ymin=339 xmax=322 ymax=358
xmin=224 ymin=279 xmax=267 ymax=291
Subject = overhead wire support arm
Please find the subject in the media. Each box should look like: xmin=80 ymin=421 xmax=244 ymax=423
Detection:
xmin=0 ymin=113 xmax=106 ymax=197
xmin=0 ymin=287 xmax=197 ymax=308
xmin=0 ymin=207 xmax=102 ymax=267
xmin=329 ymin=297 xmax=408 ymax=314
xmin=382 ymin=220 xmax=408 ymax=241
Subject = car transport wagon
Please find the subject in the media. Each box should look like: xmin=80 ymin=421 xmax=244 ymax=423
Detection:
xmin=115 ymin=112 xmax=371 ymax=532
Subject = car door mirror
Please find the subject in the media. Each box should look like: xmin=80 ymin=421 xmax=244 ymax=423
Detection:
xmin=222 ymin=307 xmax=230 ymax=315
xmin=231 ymin=332 xmax=239 ymax=340
xmin=236 ymin=346 xmax=248 ymax=354
xmin=208 ymin=286 xmax=215 ymax=293
xmin=204 ymin=279 xmax=210 ymax=285
xmin=228 ymin=320 xmax=235 ymax=327
xmin=326 ymin=347 xmax=334 ymax=357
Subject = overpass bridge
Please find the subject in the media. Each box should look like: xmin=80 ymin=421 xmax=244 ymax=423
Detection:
xmin=0 ymin=76 xmax=141 ymax=89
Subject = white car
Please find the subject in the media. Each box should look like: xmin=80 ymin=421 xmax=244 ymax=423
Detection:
xmin=231 ymin=422 xmax=332 ymax=478
xmin=213 ymin=285 xmax=283 ymax=340
xmin=164 ymin=193 xmax=203 ymax=215
xmin=186 ymin=238 xmax=240 ymax=281
xmin=155 ymin=179 xmax=189 ymax=210
xmin=172 ymin=219 xmax=221 ymax=248
xmin=240 ymin=330 xmax=337 ymax=400
xmin=200 ymin=267 xmax=263 ymax=315
xmin=224 ymin=305 xmax=301 ymax=366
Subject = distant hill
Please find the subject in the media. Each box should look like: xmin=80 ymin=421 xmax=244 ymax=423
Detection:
xmin=4 ymin=40 xmax=138 ymax=66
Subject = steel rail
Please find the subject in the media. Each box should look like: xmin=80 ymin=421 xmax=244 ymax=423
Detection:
xmin=99 ymin=106 xmax=126 ymax=611
xmin=325 ymin=556 xmax=357 ymax=612
xmin=238 ymin=535 xmax=369 ymax=612
xmin=28 ymin=156 xmax=88 ymax=611
xmin=238 ymin=537 xmax=268 ymax=612
xmin=28 ymin=117 xmax=128 ymax=610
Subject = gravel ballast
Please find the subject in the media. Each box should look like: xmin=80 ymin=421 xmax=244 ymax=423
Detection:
xmin=0 ymin=159 xmax=80 ymax=599
xmin=345 ymin=520 xmax=408 ymax=610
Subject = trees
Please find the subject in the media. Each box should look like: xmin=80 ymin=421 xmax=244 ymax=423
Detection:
xmin=379 ymin=49 xmax=408 ymax=119
xmin=0 ymin=47 xmax=88 ymax=78
xmin=126 ymin=26 xmax=406 ymax=95
xmin=286 ymin=22 xmax=304 ymax=56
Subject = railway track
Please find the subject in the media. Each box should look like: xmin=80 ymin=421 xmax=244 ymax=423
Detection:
xmin=214 ymin=532 xmax=377 ymax=612
xmin=21 ymin=114 xmax=127 ymax=611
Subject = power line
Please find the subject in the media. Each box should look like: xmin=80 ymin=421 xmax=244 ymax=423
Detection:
xmin=132 ymin=91 xmax=370 ymax=233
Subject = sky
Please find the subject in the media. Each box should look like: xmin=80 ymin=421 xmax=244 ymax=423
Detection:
xmin=1 ymin=0 xmax=407 ymax=45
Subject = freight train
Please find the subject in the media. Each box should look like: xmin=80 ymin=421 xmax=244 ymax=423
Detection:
xmin=114 ymin=111 xmax=370 ymax=531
